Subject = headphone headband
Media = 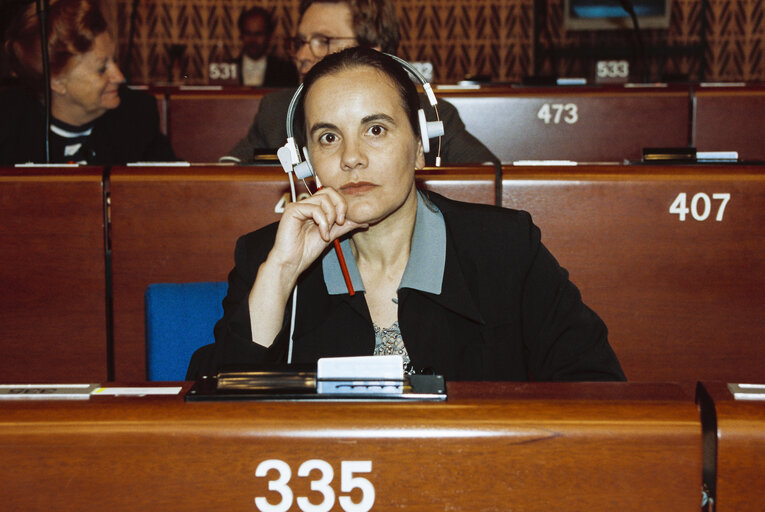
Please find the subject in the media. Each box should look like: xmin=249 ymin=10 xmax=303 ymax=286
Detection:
xmin=278 ymin=52 xmax=444 ymax=181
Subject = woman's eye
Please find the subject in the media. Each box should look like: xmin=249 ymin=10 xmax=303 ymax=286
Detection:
xmin=367 ymin=125 xmax=386 ymax=136
xmin=319 ymin=132 xmax=337 ymax=144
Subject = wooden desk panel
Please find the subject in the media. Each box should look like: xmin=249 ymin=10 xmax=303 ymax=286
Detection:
xmin=693 ymin=86 xmax=765 ymax=162
xmin=110 ymin=166 xmax=288 ymax=380
xmin=0 ymin=168 xmax=106 ymax=382
xmin=109 ymin=166 xmax=495 ymax=380
xmin=0 ymin=382 xmax=701 ymax=512
xmin=167 ymin=89 xmax=268 ymax=162
xmin=697 ymin=381 xmax=765 ymax=512
xmin=444 ymin=86 xmax=691 ymax=163
xmin=503 ymin=165 xmax=765 ymax=385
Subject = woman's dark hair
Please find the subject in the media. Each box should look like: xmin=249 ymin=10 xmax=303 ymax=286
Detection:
xmin=4 ymin=0 xmax=108 ymax=94
xmin=299 ymin=47 xmax=420 ymax=141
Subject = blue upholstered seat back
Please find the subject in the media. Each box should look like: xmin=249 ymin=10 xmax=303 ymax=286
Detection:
xmin=145 ymin=281 xmax=227 ymax=381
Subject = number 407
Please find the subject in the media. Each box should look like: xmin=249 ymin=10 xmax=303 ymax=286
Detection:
xmin=669 ymin=192 xmax=730 ymax=221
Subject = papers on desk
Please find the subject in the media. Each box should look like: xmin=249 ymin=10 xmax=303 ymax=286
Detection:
xmin=317 ymin=355 xmax=404 ymax=394
xmin=15 ymin=163 xmax=80 ymax=168
xmin=512 ymin=160 xmax=578 ymax=166
xmin=697 ymin=151 xmax=739 ymax=162
xmin=728 ymin=383 xmax=765 ymax=401
xmin=0 ymin=383 xmax=98 ymax=400
xmin=0 ymin=384 xmax=184 ymax=400
xmin=126 ymin=161 xmax=191 ymax=166
xmin=91 ymin=386 xmax=183 ymax=396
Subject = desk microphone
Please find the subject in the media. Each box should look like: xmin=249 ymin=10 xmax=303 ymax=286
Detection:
xmin=616 ymin=0 xmax=648 ymax=82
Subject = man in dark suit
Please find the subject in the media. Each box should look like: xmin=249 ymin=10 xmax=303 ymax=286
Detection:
xmin=221 ymin=0 xmax=498 ymax=166
xmin=237 ymin=6 xmax=298 ymax=87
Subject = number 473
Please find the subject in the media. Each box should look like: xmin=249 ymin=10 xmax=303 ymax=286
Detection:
xmin=669 ymin=192 xmax=731 ymax=221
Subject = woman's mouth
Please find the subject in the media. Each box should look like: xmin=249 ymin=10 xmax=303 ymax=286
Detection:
xmin=340 ymin=182 xmax=377 ymax=195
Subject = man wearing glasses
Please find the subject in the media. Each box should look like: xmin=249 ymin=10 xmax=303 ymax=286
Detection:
xmin=221 ymin=0 xmax=498 ymax=165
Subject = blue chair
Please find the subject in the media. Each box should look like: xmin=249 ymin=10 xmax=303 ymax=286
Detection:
xmin=144 ymin=281 xmax=227 ymax=381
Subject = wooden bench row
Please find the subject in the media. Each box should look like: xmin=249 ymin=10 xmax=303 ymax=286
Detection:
xmin=2 ymin=164 xmax=764 ymax=386
xmin=150 ymin=84 xmax=765 ymax=164
xmin=0 ymin=381 xmax=762 ymax=512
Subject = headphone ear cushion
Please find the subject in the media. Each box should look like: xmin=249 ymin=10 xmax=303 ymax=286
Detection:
xmin=293 ymin=146 xmax=314 ymax=179
xmin=417 ymin=109 xmax=431 ymax=153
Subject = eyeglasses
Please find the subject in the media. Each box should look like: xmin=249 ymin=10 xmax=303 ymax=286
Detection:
xmin=286 ymin=35 xmax=357 ymax=58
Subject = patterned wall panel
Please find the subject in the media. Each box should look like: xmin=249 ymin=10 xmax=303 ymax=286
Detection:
xmin=538 ymin=0 xmax=764 ymax=82
xmin=705 ymin=0 xmax=765 ymax=80
xmin=115 ymin=0 xmax=534 ymax=84
xmin=536 ymin=0 xmax=705 ymax=81
xmin=116 ymin=0 xmax=763 ymax=84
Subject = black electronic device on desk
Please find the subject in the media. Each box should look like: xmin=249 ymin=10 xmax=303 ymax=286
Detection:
xmin=185 ymin=355 xmax=446 ymax=402
xmin=641 ymin=147 xmax=740 ymax=164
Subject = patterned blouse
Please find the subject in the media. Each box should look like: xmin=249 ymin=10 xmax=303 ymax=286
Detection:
xmin=372 ymin=321 xmax=414 ymax=375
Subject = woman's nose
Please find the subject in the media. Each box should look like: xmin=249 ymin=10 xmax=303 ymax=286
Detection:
xmin=340 ymin=137 xmax=367 ymax=170
xmin=109 ymin=62 xmax=125 ymax=84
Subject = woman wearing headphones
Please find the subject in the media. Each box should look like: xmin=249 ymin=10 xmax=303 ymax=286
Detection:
xmin=212 ymin=47 xmax=624 ymax=382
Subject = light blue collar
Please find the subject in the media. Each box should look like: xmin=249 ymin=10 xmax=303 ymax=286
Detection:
xmin=322 ymin=191 xmax=446 ymax=295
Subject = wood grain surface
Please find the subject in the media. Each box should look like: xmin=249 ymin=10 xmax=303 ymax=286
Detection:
xmin=698 ymin=381 xmax=765 ymax=512
xmin=167 ymin=88 xmax=269 ymax=162
xmin=0 ymin=168 xmax=107 ymax=382
xmin=444 ymin=85 xmax=691 ymax=163
xmin=693 ymin=86 xmax=765 ymax=162
xmin=0 ymin=382 xmax=701 ymax=512
xmin=503 ymin=165 xmax=765 ymax=387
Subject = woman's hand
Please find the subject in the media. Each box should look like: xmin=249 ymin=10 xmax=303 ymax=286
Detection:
xmin=248 ymin=187 xmax=364 ymax=347
xmin=268 ymin=187 xmax=364 ymax=280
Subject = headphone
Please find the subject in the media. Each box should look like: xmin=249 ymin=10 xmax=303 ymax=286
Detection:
xmin=277 ymin=53 xmax=445 ymax=183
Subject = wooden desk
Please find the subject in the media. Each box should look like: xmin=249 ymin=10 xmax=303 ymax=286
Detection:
xmin=502 ymin=164 xmax=765 ymax=386
xmin=443 ymin=85 xmax=691 ymax=163
xmin=109 ymin=166 xmax=287 ymax=380
xmin=697 ymin=381 xmax=765 ymax=512
xmin=109 ymin=165 xmax=496 ymax=380
xmin=0 ymin=382 xmax=701 ymax=511
xmin=0 ymin=167 xmax=107 ymax=382
xmin=161 ymin=85 xmax=693 ymax=164
xmin=167 ymin=88 xmax=270 ymax=162
xmin=693 ymin=85 xmax=765 ymax=162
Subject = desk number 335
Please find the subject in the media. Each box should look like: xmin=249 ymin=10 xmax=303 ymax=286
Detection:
xmin=255 ymin=459 xmax=375 ymax=512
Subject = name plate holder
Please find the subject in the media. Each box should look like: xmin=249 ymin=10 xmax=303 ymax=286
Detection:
xmin=185 ymin=356 xmax=446 ymax=402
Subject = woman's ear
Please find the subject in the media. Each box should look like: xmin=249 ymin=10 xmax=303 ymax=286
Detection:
xmin=415 ymin=139 xmax=425 ymax=170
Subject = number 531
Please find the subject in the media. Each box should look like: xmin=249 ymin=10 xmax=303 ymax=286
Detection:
xmin=255 ymin=459 xmax=375 ymax=512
